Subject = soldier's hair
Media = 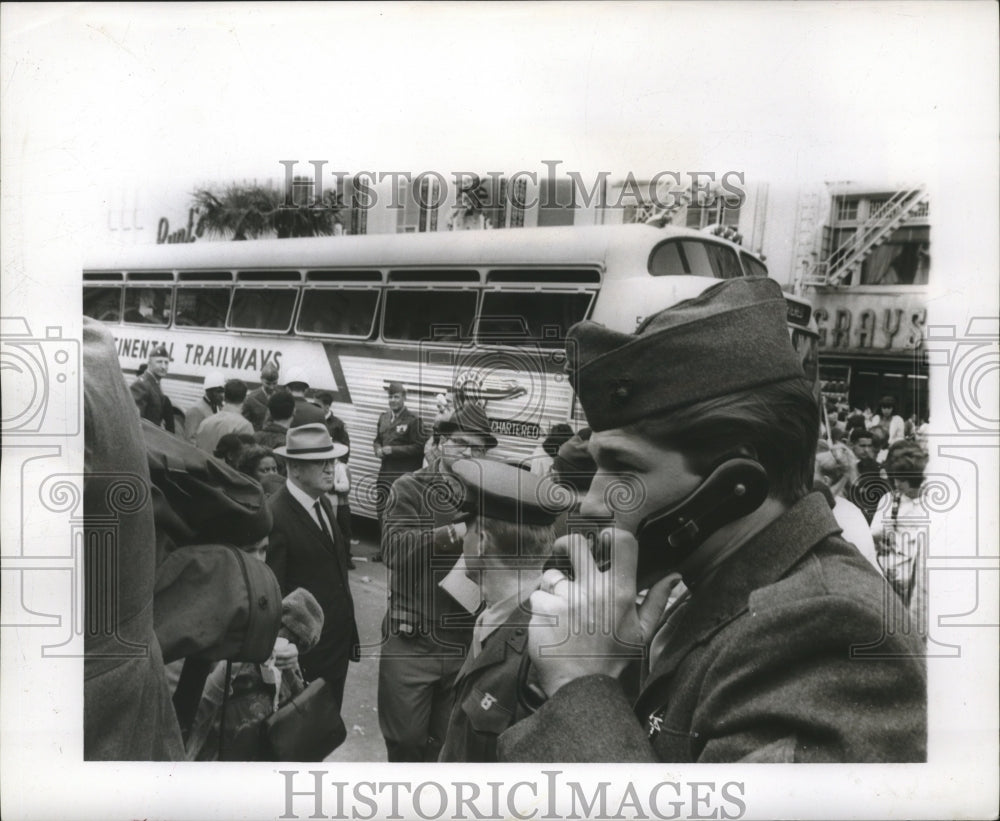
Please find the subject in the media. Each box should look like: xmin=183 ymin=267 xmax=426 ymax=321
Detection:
xmin=267 ymin=389 xmax=295 ymax=420
xmin=316 ymin=391 xmax=334 ymax=406
xmin=629 ymin=378 xmax=819 ymax=506
xmin=475 ymin=515 xmax=555 ymax=566
xmin=224 ymin=379 xmax=248 ymax=404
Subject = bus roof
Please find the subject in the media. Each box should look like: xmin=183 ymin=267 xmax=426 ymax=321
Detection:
xmin=84 ymin=223 xmax=752 ymax=276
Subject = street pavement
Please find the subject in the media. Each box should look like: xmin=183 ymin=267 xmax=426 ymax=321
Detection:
xmin=326 ymin=517 xmax=389 ymax=762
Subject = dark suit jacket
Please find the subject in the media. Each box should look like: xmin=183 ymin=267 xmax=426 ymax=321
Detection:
xmin=291 ymin=396 xmax=327 ymax=427
xmin=266 ymin=486 xmax=360 ymax=683
xmin=242 ymin=387 xmax=271 ymax=431
xmin=130 ymin=371 xmax=166 ymax=427
xmin=498 ymin=493 xmax=927 ymax=763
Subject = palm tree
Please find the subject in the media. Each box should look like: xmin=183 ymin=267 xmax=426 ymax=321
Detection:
xmin=191 ymin=182 xmax=346 ymax=240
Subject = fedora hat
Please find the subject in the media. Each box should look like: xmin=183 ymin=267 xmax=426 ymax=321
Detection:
xmin=274 ymin=423 xmax=349 ymax=460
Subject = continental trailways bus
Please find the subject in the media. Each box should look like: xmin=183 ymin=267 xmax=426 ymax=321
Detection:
xmin=84 ymin=223 xmax=818 ymax=517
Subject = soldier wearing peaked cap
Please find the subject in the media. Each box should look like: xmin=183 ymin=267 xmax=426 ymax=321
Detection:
xmin=376 ymin=397 xmax=496 ymax=762
xmin=498 ymin=277 xmax=926 ymax=764
xmin=372 ymin=380 xmax=428 ymax=548
xmin=438 ymin=459 xmax=561 ymax=762
xmin=130 ymin=343 xmax=173 ymax=430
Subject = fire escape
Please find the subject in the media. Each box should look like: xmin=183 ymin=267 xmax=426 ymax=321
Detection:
xmin=801 ymin=186 xmax=929 ymax=288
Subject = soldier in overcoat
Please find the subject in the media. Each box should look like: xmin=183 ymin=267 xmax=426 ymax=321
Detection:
xmin=499 ymin=278 xmax=926 ymax=763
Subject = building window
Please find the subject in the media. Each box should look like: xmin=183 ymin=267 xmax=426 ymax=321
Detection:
xmin=397 ymin=177 xmax=441 ymax=233
xmin=860 ymin=226 xmax=930 ymax=286
xmin=685 ymin=200 xmax=741 ymax=230
xmin=537 ymin=179 xmax=575 ymax=227
xmin=824 ymin=192 xmax=930 ymax=286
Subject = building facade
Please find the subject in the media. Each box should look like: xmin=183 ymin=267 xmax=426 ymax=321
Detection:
xmin=791 ymin=182 xmax=930 ymax=421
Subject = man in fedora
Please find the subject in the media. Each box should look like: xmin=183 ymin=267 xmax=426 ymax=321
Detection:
xmin=372 ymin=380 xmax=427 ymax=557
xmin=499 ymin=277 xmax=926 ymax=763
xmin=377 ymin=400 xmax=499 ymax=761
xmin=267 ymin=424 xmax=359 ymax=709
xmin=130 ymin=343 xmax=172 ymax=429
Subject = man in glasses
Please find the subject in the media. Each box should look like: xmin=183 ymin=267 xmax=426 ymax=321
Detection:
xmin=377 ymin=400 xmax=500 ymax=762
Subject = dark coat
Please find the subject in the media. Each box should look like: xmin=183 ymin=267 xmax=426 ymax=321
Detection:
xmin=130 ymin=370 xmax=166 ymax=427
xmin=84 ymin=319 xmax=184 ymax=760
xmin=374 ymin=407 xmax=426 ymax=477
xmin=242 ymin=387 xmax=271 ymax=431
xmin=324 ymin=412 xmax=351 ymax=455
xmin=498 ymin=493 xmax=927 ymax=763
xmin=439 ymin=606 xmax=535 ymax=762
xmin=381 ymin=469 xmax=476 ymax=647
xmin=266 ymin=486 xmax=360 ymax=683
xmin=291 ymin=395 xmax=327 ymax=428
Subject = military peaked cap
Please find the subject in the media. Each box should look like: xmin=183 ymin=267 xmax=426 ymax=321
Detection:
xmin=451 ymin=458 xmax=561 ymax=526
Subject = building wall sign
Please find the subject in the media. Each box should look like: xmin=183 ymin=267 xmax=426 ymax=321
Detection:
xmin=812 ymin=292 xmax=925 ymax=352
xmin=156 ymin=208 xmax=204 ymax=244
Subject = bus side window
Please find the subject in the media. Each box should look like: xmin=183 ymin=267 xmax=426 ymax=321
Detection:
xmin=702 ymin=243 xmax=743 ymax=279
xmin=648 ymin=239 xmax=741 ymax=278
xmin=229 ymin=288 xmax=297 ymax=332
xmin=84 ymin=286 xmax=122 ymax=322
xmin=477 ymin=291 xmax=593 ymax=346
xmin=297 ymin=289 xmax=380 ymax=337
xmin=383 ymin=290 xmax=477 ymax=342
xmin=124 ymin=287 xmax=171 ymax=325
xmin=741 ymin=252 xmax=768 ymax=278
xmin=174 ymin=287 xmax=231 ymax=328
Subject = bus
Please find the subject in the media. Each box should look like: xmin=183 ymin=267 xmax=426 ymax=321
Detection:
xmin=83 ymin=223 xmax=818 ymax=517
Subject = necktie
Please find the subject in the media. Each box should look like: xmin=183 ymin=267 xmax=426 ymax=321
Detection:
xmin=313 ymin=500 xmax=334 ymax=543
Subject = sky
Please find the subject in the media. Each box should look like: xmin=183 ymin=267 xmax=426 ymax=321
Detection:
xmin=2 ymin=3 xmax=998 ymax=820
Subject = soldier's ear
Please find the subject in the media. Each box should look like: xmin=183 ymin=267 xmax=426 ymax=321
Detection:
xmin=475 ymin=527 xmax=493 ymax=558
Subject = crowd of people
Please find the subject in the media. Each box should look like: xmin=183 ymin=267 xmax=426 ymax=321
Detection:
xmin=86 ymin=275 xmax=928 ymax=764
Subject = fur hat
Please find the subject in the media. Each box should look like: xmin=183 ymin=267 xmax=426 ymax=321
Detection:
xmin=280 ymin=587 xmax=324 ymax=651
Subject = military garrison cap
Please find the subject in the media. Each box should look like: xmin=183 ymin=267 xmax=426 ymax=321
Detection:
xmin=451 ymin=458 xmax=561 ymax=526
xmin=567 ymin=278 xmax=805 ymax=431
xmin=149 ymin=344 xmax=171 ymax=360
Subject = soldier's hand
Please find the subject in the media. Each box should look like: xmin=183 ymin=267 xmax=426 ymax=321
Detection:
xmin=374 ymin=445 xmax=384 ymax=458
xmin=527 ymin=528 xmax=675 ymax=697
